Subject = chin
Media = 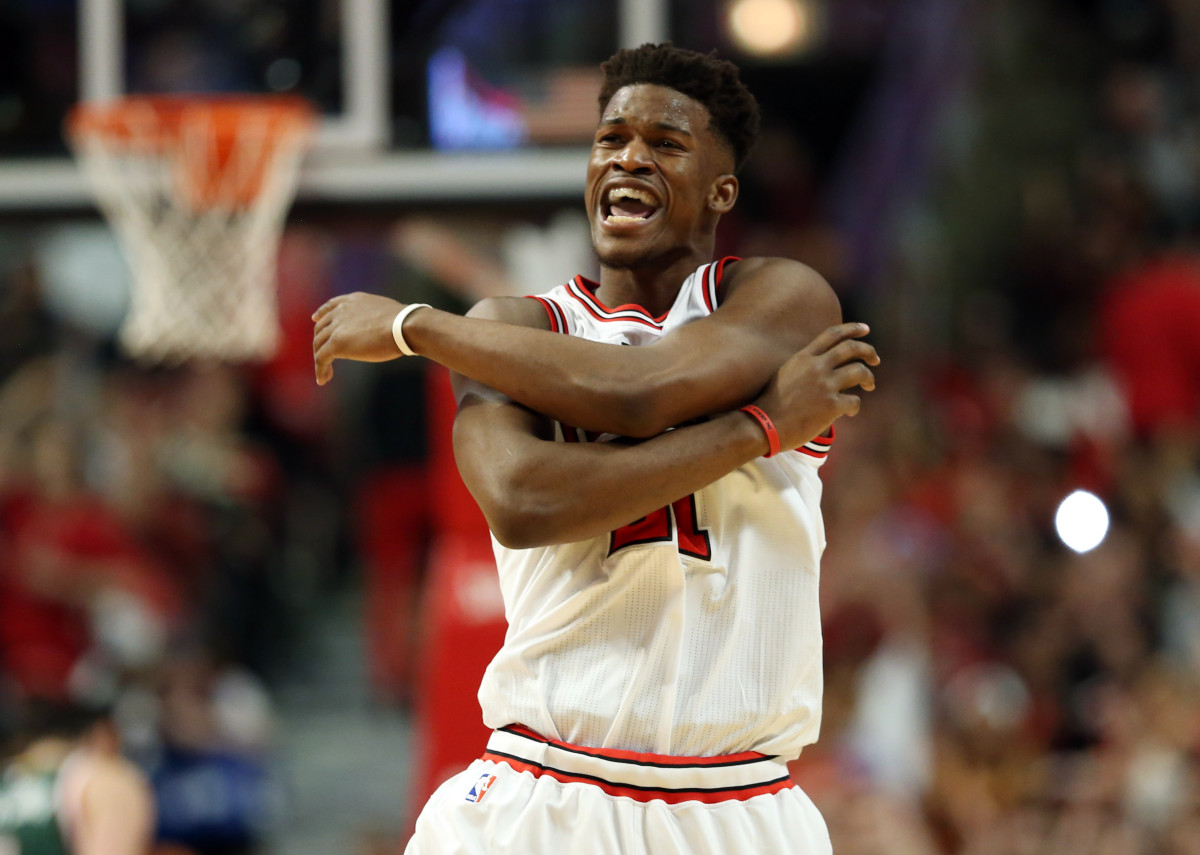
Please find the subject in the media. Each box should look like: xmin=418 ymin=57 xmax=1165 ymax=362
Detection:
xmin=597 ymin=241 xmax=694 ymax=274
xmin=593 ymin=234 xmax=656 ymax=271
xmin=596 ymin=249 xmax=646 ymax=271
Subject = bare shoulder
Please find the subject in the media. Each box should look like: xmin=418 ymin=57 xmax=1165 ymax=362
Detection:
xmin=59 ymin=749 xmax=154 ymax=845
xmin=720 ymin=256 xmax=842 ymax=328
xmin=466 ymin=295 xmax=554 ymax=330
xmin=76 ymin=754 xmax=154 ymax=853
xmin=724 ymin=256 xmax=839 ymax=305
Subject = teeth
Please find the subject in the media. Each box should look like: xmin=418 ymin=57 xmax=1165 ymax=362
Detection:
xmin=606 ymin=187 xmax=658 ymax=206
xmin=606 ymin=214 xmax=646 ymax=223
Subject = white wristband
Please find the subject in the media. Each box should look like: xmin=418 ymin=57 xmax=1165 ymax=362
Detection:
xmin=391 ymin=303 xmax=431 ymax=356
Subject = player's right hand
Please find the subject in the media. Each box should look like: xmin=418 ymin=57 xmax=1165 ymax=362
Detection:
xmin=312 ymin=292 xmax=408 ymax=385
xmin=750 ymin=323 xmax=879 ymax=448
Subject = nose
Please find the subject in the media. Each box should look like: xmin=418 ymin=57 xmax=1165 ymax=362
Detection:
xmin=612 ymin=138 xmax=655 ymax=174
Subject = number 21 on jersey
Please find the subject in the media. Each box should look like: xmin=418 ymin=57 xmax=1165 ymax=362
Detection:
xmin=610 ymin=494 xmax=712 ymax=561
xmin=559 ymin=420 xmax=713 ymax=561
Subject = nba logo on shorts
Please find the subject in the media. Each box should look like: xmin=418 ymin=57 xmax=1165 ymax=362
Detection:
xmin=465 ymin=772 xmax=497 ymax=803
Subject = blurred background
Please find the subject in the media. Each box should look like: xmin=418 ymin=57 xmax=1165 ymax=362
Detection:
xmin=2 ymin=0 xmax=1200 ymax=852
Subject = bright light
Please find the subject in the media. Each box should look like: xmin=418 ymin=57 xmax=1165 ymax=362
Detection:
xmin=1055 ymin=490 xmax=1110 ymax=553
xmin=727 ymin=0 xmax=819 ymax=59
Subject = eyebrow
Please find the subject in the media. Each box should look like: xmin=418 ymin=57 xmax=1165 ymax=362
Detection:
xmin=600 ymin=117 xmax=693 ymax=135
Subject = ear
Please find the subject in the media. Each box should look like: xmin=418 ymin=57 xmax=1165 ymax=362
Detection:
xmin=708 ymin=174 xmax=738 ymax=214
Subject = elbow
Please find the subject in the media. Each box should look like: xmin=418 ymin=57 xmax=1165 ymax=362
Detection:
xmin=486 ymin=506 xmax=581 ymax=549
xmin=457 ymin=440 xmax=579 ymax=548
xmin=473 ymin=472 xmax=569 ymax=549
xmin=485 ymin=507 xmax=545 ymax=550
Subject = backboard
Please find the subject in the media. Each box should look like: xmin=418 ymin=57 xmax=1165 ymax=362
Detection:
xmin=0 ymin=0 xmax=669 ymax=209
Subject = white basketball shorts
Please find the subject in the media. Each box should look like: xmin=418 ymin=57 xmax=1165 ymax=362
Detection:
xmin=404 ymin=725 xmax=832 ymax=855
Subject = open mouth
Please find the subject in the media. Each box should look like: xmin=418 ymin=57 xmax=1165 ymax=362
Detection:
xmin=602 ymin=186 xmax=661 ymax=225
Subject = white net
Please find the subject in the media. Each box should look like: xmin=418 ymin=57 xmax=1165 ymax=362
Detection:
xmin=68 ymin=97 xmax=314 ymax=363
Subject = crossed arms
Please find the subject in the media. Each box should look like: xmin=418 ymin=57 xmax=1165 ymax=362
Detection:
xmin=312 ymin=257 xmax=878 ymax=548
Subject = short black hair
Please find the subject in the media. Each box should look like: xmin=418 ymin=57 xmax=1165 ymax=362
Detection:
xmin=599 ymin=42 xmax=761 ymax=172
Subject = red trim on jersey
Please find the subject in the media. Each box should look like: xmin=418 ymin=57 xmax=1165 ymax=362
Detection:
xmin=526 ymin=295 xmax=569 ymax=333
xmin=703 ymin=255 xmax=741 ymax=313
xmin=703 ymin=262 xmax=718 ymax=313
xmin=526 ymin=296 xmax=561 ymax=332
xmin=481 ymin=752 xmax=793 ymax=805
xmin=550 ymin=299 xmax=568 ymax=333
xmin=567 ymin=277 xmax=667 ymax=328
xmin=500 ymin=724 xmax=769 ymax=767
xmin=563 ymin=257 xmax=742 ymax=326
xmin=795 ymin=425 xmax=836 ymax=458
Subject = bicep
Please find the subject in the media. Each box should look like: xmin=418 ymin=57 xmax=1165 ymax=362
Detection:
xmin=447 ymin=294 xmax=555 ymax=458
xmin=447 ymin=293 xmax=555 ymax=416
xmin=449 ymin=296 xmax=558 ymax=531
xmin=447 ymin=294 xmax=558 ymax=415
xmin=451 ymin=385 xmax=559 ymax=543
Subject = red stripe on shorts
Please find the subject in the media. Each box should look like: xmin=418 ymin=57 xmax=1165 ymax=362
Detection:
xmin=481 ymin=751 xmax=793 ymax=805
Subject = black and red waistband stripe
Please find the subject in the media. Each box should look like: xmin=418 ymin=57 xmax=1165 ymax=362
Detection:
xmin=498 ymin=724 xmax=765 ymax=767
xmin=480 ymin=751 xmax=793 ymax=805
xmin=481 ymin=725 xmax=794 ymax=805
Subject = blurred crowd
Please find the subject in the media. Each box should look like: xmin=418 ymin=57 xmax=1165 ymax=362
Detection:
xmin=789 ymin=3 xmax=1200 ymax=854
xmin=0 ymin=334 xmax=296 ymax=852
xmin=0 ymin=215 xmax=474 ymax=852
xmin=3 ymin=0 xmax=1200 ymax=854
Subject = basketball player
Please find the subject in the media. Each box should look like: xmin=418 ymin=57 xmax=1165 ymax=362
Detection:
xmin=312 ymin=43 xmax=878 ymax=854
xmin=0 ymin=699 xmax=154 ymax=855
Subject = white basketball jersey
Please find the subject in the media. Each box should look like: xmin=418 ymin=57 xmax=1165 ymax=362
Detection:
xmin=476 ymin=257 xmax=833 ymax=759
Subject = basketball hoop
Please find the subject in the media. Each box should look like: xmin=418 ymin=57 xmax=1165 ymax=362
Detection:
xmin=67 ymin=95 xmax=316 ymax=363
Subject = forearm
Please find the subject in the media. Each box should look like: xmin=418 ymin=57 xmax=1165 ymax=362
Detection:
xmin=409 ymin=308 xmax=706 ymax=437
xmin=313 ymin=258 xmax=839 ymax=437
xmin=455 ymin=317 xmax=878 ymax=548
xmin=456 ymin=404 xmax=769 ymax=548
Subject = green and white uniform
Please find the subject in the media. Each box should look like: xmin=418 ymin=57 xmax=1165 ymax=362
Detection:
xmin=0 ymin=758 xmax=71 ymax=855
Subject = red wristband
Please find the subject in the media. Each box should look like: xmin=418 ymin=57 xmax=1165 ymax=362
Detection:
xmin=740 ymin=405 xmax=781 ymax=458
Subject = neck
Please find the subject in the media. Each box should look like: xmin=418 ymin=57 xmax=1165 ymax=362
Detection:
xmin=595 ymin=247 xmax=713 ymax=317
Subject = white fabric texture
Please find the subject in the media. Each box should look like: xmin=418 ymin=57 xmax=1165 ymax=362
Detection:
xmin=405 ymin=755 xmax=831 ymax=855
xmin=477 ymin=259 xmax=831 ymax=759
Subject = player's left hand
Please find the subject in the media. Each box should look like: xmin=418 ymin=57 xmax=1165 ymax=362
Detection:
xmin=312 ymin=292 xmax=407 ymax=385
xmin=751 ymin=322 xmax=878 ymax=448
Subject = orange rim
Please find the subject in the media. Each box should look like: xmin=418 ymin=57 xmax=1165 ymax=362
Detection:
xmin=67 ymin=95 xmax=316 ymax=209
xmin=67 ymin=94 xmax=316 ymax=145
